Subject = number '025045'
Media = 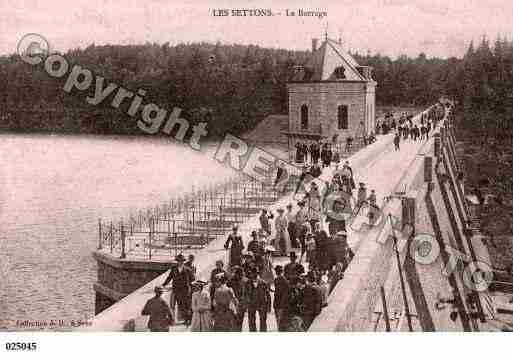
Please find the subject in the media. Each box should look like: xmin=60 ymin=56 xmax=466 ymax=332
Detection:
xmin=5 ymin=342 xmax=37 ymax=350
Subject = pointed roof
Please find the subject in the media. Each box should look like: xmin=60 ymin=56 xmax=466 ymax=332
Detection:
xmin=292 ymin=38 xmax=369 ymax=82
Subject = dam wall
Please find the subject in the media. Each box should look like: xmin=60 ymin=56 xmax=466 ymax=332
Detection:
xmin=310 ymin=107 xmax=491 ymax=331
xmin=81 ymin=104 xmax=491 ymax=332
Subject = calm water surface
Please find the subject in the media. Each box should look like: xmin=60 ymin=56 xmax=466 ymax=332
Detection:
xmin=0 ymin=134 xmax=237 ymax=329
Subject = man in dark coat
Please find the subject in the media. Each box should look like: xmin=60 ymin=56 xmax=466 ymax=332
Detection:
xmin=394 ymin=132 xmax=401 ymax=151
xmin=209 ymin=259 xmax=227 ymax=305
xmin=247 ymin=230 xmax=265 ymax=269
xmin=326 ymin=197 xmax=347 ymax=237
xmin=313 ymin=222 xmax=330 ymax=271
xmin=224 ymin=225 xmax=244 ymax=267
xmin=309 ymin=142 xmax=316 ymax=164
xmin=284 ymin=251 xmax=305 ymax=285
xmin=302 ymin=272 xmax=323 ymax=330
xmin=273 ymin=265 xmax=290 ymax=331
xmin=141 ymin=286 xmax=174 ymax=332
xmin=244 ymin=268 xmax=271 ymax=332
xmin=274 ymin=162 xmax=286 ymax=187
xmin=321 ymin=144 xmax=329 ymax=168
xmin=295 ymin=142 xmax=302 ymax=163
xmin=162 ymin=254 xmax=194 ymax=326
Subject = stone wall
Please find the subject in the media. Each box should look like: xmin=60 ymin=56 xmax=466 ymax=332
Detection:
xmin=92 ymin=251 xmax=172 ymax=314
xmin=311 ymin=108 xmax=491 ymax=332
xmin=288 ymin=82 xmax=367 ymax=144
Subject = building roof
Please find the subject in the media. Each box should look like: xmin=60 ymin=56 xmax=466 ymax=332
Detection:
xmin=292 ymin=38 xmax=370 ymax=82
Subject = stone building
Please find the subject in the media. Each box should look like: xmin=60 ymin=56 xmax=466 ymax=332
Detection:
xmin=284 ymin=37 xmax=377 ymax=150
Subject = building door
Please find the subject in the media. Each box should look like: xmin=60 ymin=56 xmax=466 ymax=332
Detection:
xmin=301 ymin=104 xmax=308 ymax=130
xmin=338 ymin=105 xmax=348 ymax=130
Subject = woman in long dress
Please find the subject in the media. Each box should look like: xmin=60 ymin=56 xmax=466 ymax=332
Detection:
xmin=213 ymin=274 xmax=238 ymax=331
xmin=190 ymin=281 xmax=212 ymax=332
xmin=274 ymin=208 xmax=290 ymax=256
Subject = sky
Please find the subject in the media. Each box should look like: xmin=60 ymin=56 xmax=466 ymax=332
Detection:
xmin=1 ymin=0 xmax=512 ymax=58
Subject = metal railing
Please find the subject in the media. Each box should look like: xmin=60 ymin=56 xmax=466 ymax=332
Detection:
xmin=97 ymin=172 xmax=292 ymax=260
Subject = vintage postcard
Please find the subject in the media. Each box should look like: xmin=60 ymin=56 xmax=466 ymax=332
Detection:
xmin=0 ymin=0 xmax=512 ymax=355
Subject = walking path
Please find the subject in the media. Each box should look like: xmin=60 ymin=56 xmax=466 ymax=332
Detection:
xmin=167 ymin=110 xmax=433 ymax=332
xmin=85 ymin=108 xmax=433 ymax=331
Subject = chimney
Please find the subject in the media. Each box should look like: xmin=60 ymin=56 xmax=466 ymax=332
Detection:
xmin=312 ymin=38 xmax=318 ymax=52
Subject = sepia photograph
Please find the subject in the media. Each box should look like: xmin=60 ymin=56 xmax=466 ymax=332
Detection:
xmin=0 ymin=0 xmax=512 ymax=356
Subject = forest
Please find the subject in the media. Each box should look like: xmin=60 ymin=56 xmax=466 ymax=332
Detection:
xmin=0 ymin=37 xmax=512 ymax=140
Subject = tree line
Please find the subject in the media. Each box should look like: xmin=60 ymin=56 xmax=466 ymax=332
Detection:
xmin=0 ymin=38 xmax=511 ymax=139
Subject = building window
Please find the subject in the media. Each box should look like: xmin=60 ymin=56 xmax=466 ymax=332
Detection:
xmin=334 ymin=66 xmax=346 ymax=79
xmin=338 ymin=105 xmax=348 ymax=129
xmin=301 ymin=104 xmax=308 ymax=129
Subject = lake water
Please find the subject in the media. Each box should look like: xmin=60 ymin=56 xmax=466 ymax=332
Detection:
xmin=0 ymin=134 xmax=239 ymax=329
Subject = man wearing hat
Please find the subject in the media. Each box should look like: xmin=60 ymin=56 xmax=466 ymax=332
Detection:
xmin=243 ymin=268 xmax=271 ymax=332
xmin=325 ymin=196 xmax=347 ymax=237
xmin=162 ymin=253 xmax=194 ymax=326
xmin=274 ymin=161 xmax=287 ymax=188
xmin=259 ymin=209 xmax=272 ymax=235
xmin=273 ymin=265 xmax=290 ymax=331
xmin=248 ymin=230 xmax=264 ymax=257
xmin=141 ymin=286 xmax=174 ymax=332
xmin=224 ymin=225 xmax=244 ymax=268
xmin=357 ymin=182 xmax=367 ymax=208
xmin=210 ymin=260 xmax=227 ymax=305
xmin=339 ymin=161 xmax=354 ymax=187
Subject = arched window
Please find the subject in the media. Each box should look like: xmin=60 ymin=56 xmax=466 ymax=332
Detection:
xmin=338 ymin=105 xmax=348 ymax=129
xmin=300 ymin=104 xmax=308 ymax=129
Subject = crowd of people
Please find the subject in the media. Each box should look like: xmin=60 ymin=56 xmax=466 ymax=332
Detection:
xmin=140 ymin=107 xmax=449 ymax=332
xmin=142 ymin=210 xmax=355 ymax=332
xmin=142 ymin=155 xmax=384 ymax=332
xmin=294 ymin=141 xmax=340 ymax=168
xmin=293 ymin=134 xmax=376 ymax=168
xmin=374 ymin=110 xmax=442 ymax=151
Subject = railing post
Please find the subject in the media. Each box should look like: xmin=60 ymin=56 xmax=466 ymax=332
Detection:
xmin=174 ymin=231 xmax=178 ymax=258
xmin=120 ymin=222 xmax=126 ymax=259
xmin=207 ymin=212 xmax=211 ymax=244
xmin=98 ymin=218 xmax=103 ymax=250
xmin=168 ymin=218 xmax=171 ymax=257
xmin=109 ymin=221 xmax=113 ymax=253
xmin=149 ymin=217 xmax=153 ymax=260
xmin=380 ymin=286 xmax=391 ymax=332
